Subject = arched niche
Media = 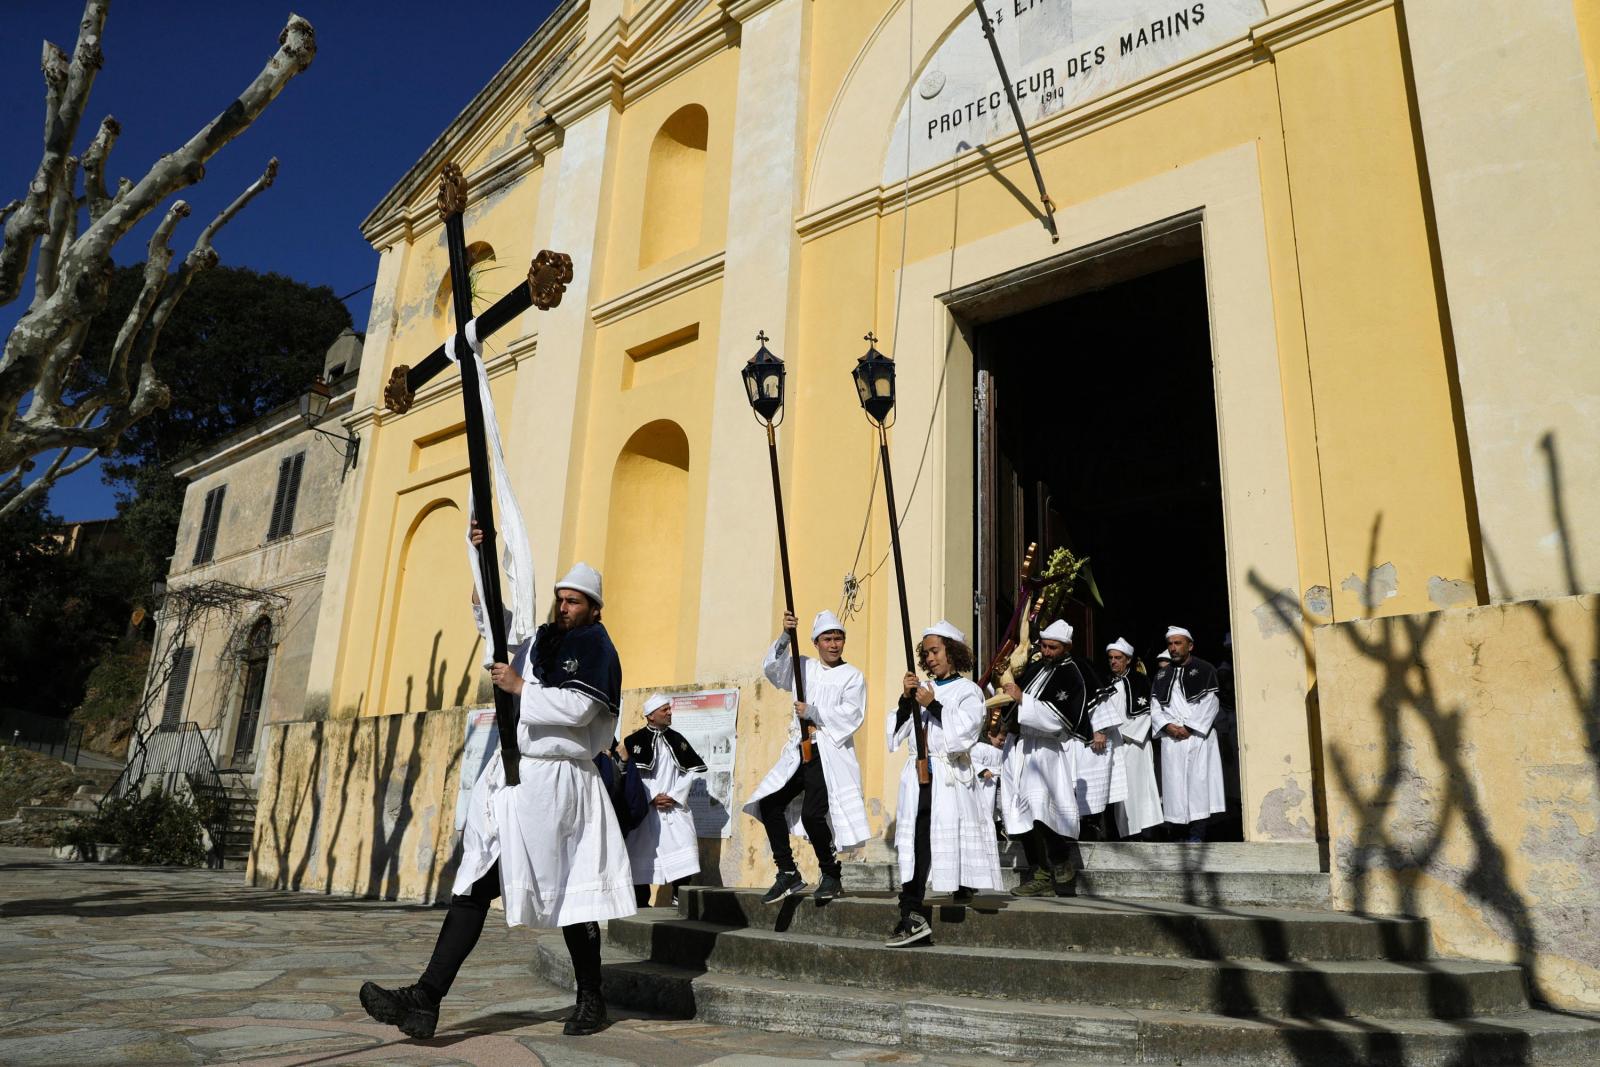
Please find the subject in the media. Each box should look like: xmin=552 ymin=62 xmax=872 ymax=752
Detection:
xmin=639 ymin=105 xmax=709 ymax=268
xmin=382 ymin=500 xmax=481 ymax=715
xmin=604 ymin=421 xmax=691 ymax=687
xmin=433 ymin=241 xmax=500 ymax=336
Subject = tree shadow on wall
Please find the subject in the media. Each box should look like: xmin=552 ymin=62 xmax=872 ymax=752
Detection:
xmin=364 ymin=630 xmax=481 ymax=901
xmin=1219 ymin=432 xmax=1600 ymax=1062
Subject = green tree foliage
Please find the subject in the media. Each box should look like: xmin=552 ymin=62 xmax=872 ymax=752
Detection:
xmin=76 ymin=264 xmax=352 ymax=578
xmin=0 ymin=490 xmax=142 ymax=718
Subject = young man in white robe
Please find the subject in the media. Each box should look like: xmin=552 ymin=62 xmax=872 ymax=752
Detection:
xmin=886 ymin=621 xmax=1001 ymax=947
xmin=624 ymin=693 xmax=705 ymax=907
xmin=1150 ymin=625 xmax=1226 ymax=841
xmin=996 ymin=620 xmax=1097 ymax=896
xmin=744 ymin=609 xmax=870 ymax=904
xmin=1100 ymin=638 xmax=1164 ymax=840
xmin=360 ymin=563 xmax=635 ymax=1040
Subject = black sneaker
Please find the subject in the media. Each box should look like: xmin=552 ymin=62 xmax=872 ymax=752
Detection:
xmin=885 ymin=913 xmax=931 ymax=947
xmin=563 ymin=988 xmax=608 ymax=1036
xmin=359 ymin=980 xmax=439 ymax=1039
xmin=761 ymin=870 xmax=808 ymax=904
xmin=814 ymin=874 xmax=842 ymax=902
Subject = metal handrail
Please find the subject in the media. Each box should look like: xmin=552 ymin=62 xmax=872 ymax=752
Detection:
xmin=0 ymin=707 xmax=83 ymax=765
xmin=101 ymin=721 xmax=232 ymax=867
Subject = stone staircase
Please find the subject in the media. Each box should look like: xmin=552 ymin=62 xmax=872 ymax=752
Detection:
xmin=193 ymin=777 xmax=257 ymax=871
xmin=533 ymin=850 xmax=1600 ymax=1064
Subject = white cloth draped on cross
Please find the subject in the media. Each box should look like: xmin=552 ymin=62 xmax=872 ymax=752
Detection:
xmin=446 ymin=318 xmax=536 ymax=653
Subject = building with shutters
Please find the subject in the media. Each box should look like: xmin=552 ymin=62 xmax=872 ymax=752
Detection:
xmin=242 ymin=0 xmax=1600 ymax=1011
xmin=137 ymin=329 xmax=363 ymax=779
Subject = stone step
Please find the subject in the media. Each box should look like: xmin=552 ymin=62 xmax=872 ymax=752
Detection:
xmin=604 ymin=911 xmax=1525 ymax=1020
xmin=535 ymin=940 xmax=1600 ymax=1066
xmin=844 ymin=860 xmax=1331 ymax=908
xmin=678 ymin=887 xmax=1429 ymax=961
xmin=1001 ymin=840 xmax=1325 ymax=873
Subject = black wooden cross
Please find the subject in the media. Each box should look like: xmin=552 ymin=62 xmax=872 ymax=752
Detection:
xmin=383 ymin=162 xmax=574 ymax=788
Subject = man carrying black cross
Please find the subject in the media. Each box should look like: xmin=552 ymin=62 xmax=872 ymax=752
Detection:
xmin=358 ymin=162 xmax=631 ymax=1039
xmin=359 ymin=562 xmax=634 ymax=1039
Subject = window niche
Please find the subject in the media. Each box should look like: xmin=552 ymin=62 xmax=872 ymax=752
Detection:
xmin=639 ymin=105 xmax=709 ymax=268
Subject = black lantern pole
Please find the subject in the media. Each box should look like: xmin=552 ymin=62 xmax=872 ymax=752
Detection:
xmin=852 ymin=333 xmax=929 ymax=786
xmin=742 ymin=333 xmax=816 ymax=763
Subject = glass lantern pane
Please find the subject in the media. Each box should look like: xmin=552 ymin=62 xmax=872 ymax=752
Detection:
xmin=763 ymin=378 xmax=780 ymax=399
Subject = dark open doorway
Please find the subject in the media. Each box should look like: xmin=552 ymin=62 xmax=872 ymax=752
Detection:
xmin=971 ymin=244 xmax=1239 ymax=838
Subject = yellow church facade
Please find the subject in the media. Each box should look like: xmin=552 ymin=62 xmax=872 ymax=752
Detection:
xmin=249 ymin=0 xmax=1600 ymax=1010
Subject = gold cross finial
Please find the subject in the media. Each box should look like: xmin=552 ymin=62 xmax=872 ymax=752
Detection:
xmin=864 ymin=332 xmax=878 ymax=346
xmin=756 ymin=330 xmax=770 ymax=346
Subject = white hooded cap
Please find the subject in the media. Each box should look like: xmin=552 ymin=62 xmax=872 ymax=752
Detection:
xmin=811 ymin=610 xmax=846 ymax=642
xmin=1040 ymin=619 xmax=1074 ymax=644
xmin=1165 ymin=625 xmax=1193 ymax=641
xmin=1107 ymin=637 xmax=1135 ymax=658
xmin=1156 ymin=649 xmax=1173 ymax=662
xmin=556 ymin=562 xmax=604 ymax=608
xmin=922 ymin=619 xmax=967 ymax=645
xmin=642 ymin=692 xmax=671 ymax=717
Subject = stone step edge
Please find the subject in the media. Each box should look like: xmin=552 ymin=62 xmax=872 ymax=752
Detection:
xmin=682 ymin=885 xmax=1411 ymax=924
xmin=997 ymin=840 xmax=1325 ymax=873
xmin=611 ymin=914 xmax=1517 ymax=982
xmin=532 ymin=940 xmax=1600 ymax=1067
xmin=842 ymin=863 xmax=1332 ymax=906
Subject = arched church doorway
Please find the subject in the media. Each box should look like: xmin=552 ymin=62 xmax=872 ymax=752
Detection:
xmin=972 ymin=225 xmax=1241 ymax=839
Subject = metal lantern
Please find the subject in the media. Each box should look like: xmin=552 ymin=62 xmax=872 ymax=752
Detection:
xmin=741 ymin=331 xmax=785 ymax=425
xmin=851 ymin=333 xmax=896 ymax=427
xmin=299 ymin=375 xmax=333 ymax=423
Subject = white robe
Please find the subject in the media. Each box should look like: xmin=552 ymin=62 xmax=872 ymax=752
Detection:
xmin=972 ymin=738 xmax=1003 ymax=819
xmin=453 ymin=630 xmax=637 ymax=928
xmin=626 ymin=729 xmax=702 ymax=885
xmin=997 ymin=665 xmax=1083 ymax=839
xmin=888 ymin=677 xmax=1002 ymax=892
xmin=1150 ymin=662 xmax=1227 ymax=824
xmin=1102 ymin=674 xmax=1165 ymax=836
xmin=1078 ymin=684 xmax=1130 ymax=815
xmin=742 ymin=635 xmax=871 ymax=850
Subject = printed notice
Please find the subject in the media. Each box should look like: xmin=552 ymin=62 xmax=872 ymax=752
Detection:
xmin=666 ymin=689 xmax=740 ymax=839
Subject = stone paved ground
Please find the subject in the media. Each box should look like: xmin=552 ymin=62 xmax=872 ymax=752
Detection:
xmin=0 ymin=848 xmax=1108 ymax=1067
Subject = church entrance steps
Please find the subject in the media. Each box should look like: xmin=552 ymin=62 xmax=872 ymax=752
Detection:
xmin=843 ymin=859 xmax=1332 ymax=908
xmin=601 ymin=910 xmax=1524 ymax=1019
xmin=681 ymin=888 xmax=1428 ymax=962
xmin=529 ymin=886 xmax=1600 ymax=1065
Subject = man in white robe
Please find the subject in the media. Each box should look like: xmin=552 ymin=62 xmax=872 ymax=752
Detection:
xmin=886 ymin=621 xmax=1001 ymax=947
xmin=360 ymin=563 xmax=635 ymax=1040
xmin=625 ymin=693 xmax=705 ymax=907
xmin=1100 ymin=638 xmax=1164 ymax=839
xmin=996 ymin=620 xmax=1097 ymax=896
xmin=1150 ymin=625 xmax=1226 ymax=841
xmin=744 ymin=609 xmax=869 ymax=904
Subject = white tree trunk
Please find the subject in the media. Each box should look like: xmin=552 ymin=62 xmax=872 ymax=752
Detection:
xmin=0 ymin=3 xmax=317 ymax=517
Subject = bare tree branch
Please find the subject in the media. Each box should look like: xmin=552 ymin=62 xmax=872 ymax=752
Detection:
xmin=32 ymin=156 xmax=79 ymax=308
xmin=0 ymin=445 xmax=100 ymax=521
xmin=0 ymin=6 xmax=316 ymax=502
xmin=195 ymin=158 xmax=277 ymax=260
xmin=81 ymin=116 xmax=120 ymax=222
xmin=0 ymin=0 xmax=108 ymax=308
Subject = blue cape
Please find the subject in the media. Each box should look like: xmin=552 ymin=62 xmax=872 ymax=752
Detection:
xmin=530 ymin=620 xmax=622 ymax=713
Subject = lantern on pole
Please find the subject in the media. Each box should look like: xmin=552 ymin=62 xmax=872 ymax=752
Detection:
xmin=852 ymin=333 xmax=928 ymax=785
xmin=742 ymin=332 xmax=814 ymax=761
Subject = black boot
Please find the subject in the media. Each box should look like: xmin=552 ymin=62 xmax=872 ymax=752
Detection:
xmin=563 ymin=987 xmax=608 ymax=1036
xmin=359 ymin=981 xmax=439 ymax=1039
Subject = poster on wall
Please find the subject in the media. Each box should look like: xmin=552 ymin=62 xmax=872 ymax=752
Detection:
xmin=454 ymin=708 xmax=499 ymax=831
xmin=665 ymin=689 xmax=740 ymax=839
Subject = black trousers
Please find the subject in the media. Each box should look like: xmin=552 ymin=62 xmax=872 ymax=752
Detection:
xmin=757 ymin=749 xmax=840 ymax=878
xmin=1020 ymin=821 xmax=1071 ymax=871
xmin=896 ymin=781 xmax=933 ymax=917
xmin=417 ymin=862 xmax=601 ymax=1000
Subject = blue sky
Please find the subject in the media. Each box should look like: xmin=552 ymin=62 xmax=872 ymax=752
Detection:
xmin=3 ymin=1 xmax=559 ymax=520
